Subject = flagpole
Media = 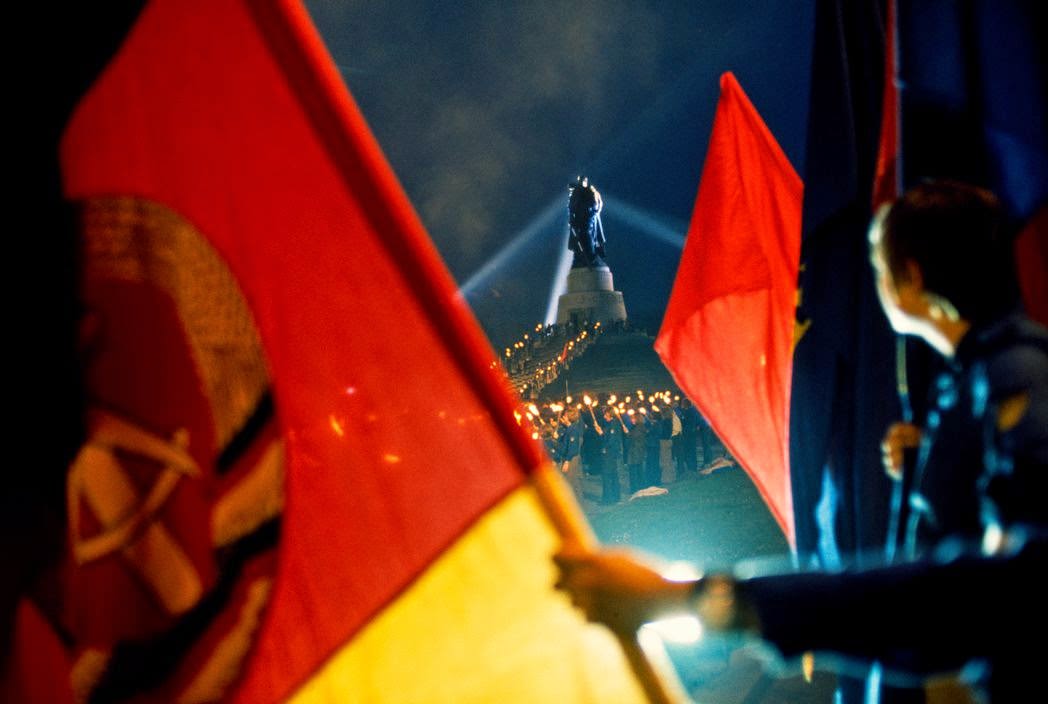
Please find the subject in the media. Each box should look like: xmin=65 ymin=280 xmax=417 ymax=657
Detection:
xmin=532 ymin=463 xmax=689 ymax=704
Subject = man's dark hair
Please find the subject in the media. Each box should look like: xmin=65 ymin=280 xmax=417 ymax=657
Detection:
xmin=880 ymin=180 xmax=1019 ymax=324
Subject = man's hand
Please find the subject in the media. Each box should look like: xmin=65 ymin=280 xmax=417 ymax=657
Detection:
xmin=881 ymin=422 xmax=922 ymax=480
xmin=553 ymin=546 xmax=695 ymax=634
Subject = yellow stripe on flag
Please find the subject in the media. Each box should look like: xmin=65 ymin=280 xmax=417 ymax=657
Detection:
xmin=289 ymin=483 xmax=647 ymax=704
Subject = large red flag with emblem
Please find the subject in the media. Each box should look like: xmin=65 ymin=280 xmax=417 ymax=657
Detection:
xmin=47 ymin=1 xmax=665 ymax=702
xmin=655 ymin=72 xmax=802 ymax=545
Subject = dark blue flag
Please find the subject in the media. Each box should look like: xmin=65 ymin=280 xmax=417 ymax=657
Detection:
xmin=790 ymin=0 xmax=897 ymax=568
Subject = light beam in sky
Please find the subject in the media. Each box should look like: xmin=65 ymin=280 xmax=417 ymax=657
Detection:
xmin=543 ymin=229 xmax=573 ymax=325
xmin=459 ymin=196 xmax=562 ymax=297
xmin=602 ymin=196 xmax=687 ymax=249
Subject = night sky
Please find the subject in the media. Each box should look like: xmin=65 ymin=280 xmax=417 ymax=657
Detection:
xmin=307 ymin=1 xmax=815 ymax=346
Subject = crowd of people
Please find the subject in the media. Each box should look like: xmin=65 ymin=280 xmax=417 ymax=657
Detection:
xmin=516 ymin=391 xmax=732 ymax=505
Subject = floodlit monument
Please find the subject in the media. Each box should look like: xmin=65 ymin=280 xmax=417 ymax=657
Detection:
xmin=555 ymin=176 xmax=628 ymax=326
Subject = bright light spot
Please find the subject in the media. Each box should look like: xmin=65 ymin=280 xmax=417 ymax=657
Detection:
xmin=982 ymin=521 xmax=1005 ymax=554
xmin=383 ymin=453 xmax=401 ymax=464
xmin=663 ymin=561 xmax=702 ymax=581
xmin=531 ymin=431 xmax=539 ymax=440
xmin=643 ymin=616 xmax=703 ymax=644
xmin=759 ymin=353 xmax=767 ymax=367
xmin=345 ymin=386 xmax=357 ymax=396
xmin=437 ymin=410 xmax=447 ymax=420
xmin=329 ymin=415 xmax=345 ymax=437
xmin=637 ymin=625 xmax=666 ymax=657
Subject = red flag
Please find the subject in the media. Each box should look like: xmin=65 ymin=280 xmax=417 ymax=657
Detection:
xmin=57 ymin=1 xmax=660 ymax=702
xmin=872 ymin=0 xmax=898 ymax=208
xmin=655 ymin=72 xmax=802 ymax=545
xmin=1015 ymin=208 xmax=1048 ymax=327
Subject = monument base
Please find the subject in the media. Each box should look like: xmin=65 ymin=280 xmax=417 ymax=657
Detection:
xmin=555 ymin=265 xmax=627 ymax=326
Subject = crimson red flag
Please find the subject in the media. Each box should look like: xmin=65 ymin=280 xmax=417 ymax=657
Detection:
xmin=50 ymin=1 xmax=660 ymax=702
xmin=655 ymin=72 xmax=802 ymax=544
xmin=872 ymin=0 xmax=898 ymax=209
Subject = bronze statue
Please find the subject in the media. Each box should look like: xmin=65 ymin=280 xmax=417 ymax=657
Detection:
xmin=567 ymin=175 xmax=606 ymax=268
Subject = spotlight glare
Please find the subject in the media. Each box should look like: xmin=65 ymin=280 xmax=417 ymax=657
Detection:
xmin=642 ymin=616 xmax=703 ymax=645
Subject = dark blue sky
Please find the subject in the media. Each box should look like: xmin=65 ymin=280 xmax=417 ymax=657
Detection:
xmin=308 ymin=1 xmax=815 ymax=345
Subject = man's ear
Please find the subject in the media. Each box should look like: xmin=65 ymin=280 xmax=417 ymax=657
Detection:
xmin=903 ymin=259 xmax=924 ymax=294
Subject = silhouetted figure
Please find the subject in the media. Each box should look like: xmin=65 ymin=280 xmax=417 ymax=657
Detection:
xmin=567 ymin=175 xmax=606 ymax=268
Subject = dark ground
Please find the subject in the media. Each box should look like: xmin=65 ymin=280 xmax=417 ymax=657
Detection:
xmin=578 ymin=466 xmax=838 ymax=703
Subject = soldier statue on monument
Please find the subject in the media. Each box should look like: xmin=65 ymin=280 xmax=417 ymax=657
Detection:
xmin=567 ymin=175 xmax=606 ymax=268
xmin=556 ymin=175 xmax=628 ymax=326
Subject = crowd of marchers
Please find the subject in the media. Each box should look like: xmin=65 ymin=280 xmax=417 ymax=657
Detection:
xmin=517 ymin=392 xmax=733 ymax=505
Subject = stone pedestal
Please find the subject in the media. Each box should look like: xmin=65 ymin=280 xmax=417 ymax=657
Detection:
xmin=555 ymin=265 xmax=627 ymax=326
